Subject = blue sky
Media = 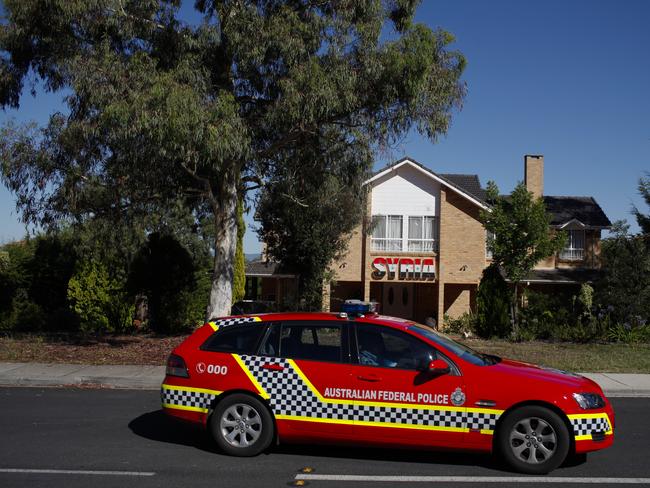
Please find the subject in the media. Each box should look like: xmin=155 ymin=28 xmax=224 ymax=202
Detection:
xmin=1 ymin=0 xmax=649 ymax=252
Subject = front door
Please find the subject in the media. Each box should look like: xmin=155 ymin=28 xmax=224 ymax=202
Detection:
xmin=349 ymin=322 xmax=468 ymax=449
xmin=382 ymin=283 xmax=414 ymax=319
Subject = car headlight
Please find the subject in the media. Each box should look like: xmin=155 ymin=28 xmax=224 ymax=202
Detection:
xmin=572 ymin=392 xmax=605 ymax=409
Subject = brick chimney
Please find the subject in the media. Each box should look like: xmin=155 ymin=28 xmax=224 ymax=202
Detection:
xmin=524 ymin=154 xmax=544 ymax=199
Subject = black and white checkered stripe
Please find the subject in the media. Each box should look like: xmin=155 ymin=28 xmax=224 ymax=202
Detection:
xmin=466 ymin=411 xmax=499 ymax=431
xmin=161 ymin=385 xmax=218 ymax=411
xmin=211 ymin=317 xmax=260 ymax=328
xmin=239 ymin=355 xmax=500 ymax=431
xmin=571 ymin=416 xmax=611 ymax=437
xmin=240 ymin=356 xmax=357 ymax=420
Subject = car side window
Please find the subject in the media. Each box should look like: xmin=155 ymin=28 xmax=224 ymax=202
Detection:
xmin=259 ymin=322 xmax=343 ymax=363
xmin=259 ymin=323 xmax=281 ymax=356
xmin=355 ymin=324 xmax=436 ymax=371
xmin=201 ymin=324 xmax=266 ymax=354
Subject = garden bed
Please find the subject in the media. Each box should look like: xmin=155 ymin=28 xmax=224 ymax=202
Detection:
xmin=0 ymin=334 xmax=189 ymax=365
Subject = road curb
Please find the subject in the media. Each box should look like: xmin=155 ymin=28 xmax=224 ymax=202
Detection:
xmin=601 ymin=391 xmax=650 ymax=398
xmin=0 ymin=377 xmax=161 ymax=390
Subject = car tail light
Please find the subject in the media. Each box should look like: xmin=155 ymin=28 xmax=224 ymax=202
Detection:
xmin=166 ymin=354 xmax=189 ymax=378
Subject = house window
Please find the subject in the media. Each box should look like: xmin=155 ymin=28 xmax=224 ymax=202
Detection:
xmin=486 ymin=230 xmax=494 ymax=259
xmin=371 ymin=215 xmax=403 ymax=251
xmin=407 ymin=216 xmax=438 ymax=251
xmin=560 ymin=229 xmax=585 ymax=261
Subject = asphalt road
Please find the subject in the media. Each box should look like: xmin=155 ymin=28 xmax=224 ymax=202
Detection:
xmin=0 ymin=388 xmax=648 ymax=488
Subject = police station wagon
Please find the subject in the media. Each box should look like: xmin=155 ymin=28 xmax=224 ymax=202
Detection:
xmin=161 ymin=305 xmax=614 ymax=474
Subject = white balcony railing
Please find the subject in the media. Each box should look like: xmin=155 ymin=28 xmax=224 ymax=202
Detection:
xmin=371 ymin=238 xmax=403 ymax=252
xmin=407 ymin=239 xmax=438 ymax=252
xmin=559 ymin=249 xmax=585 ymax=261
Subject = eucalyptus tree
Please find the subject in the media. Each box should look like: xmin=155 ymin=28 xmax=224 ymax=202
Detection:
xmin=633 ymin=173 xmax=650 ymax=235
xmin=1 ymin=0 xmax=465 ymax=318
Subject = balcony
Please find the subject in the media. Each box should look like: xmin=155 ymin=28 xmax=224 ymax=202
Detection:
xmin=559 ymin=248 xmax=584 ymax=261
xmin=407 ymin=239 xmax=438 ymax=252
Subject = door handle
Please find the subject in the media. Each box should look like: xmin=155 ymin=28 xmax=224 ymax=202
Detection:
xmin=262 ymin=363 xmax=284 ymax=371
xmin=357 ymin=374 xmax=381 ymax=382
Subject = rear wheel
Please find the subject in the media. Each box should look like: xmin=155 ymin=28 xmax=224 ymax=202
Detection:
xmin=209 ymin=394 xmax=274 ymax=456
xmin=497 ymin=405 xmax=570 ymax=474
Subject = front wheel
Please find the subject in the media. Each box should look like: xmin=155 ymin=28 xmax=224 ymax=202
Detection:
xmin=209 ymin=394 xmax=274 ymax=457
xmin=497 ymin=405 xmax=570 ymax=474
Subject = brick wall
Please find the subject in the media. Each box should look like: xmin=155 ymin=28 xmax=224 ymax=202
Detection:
xmin=439 ymin=188 xmax=487 ymax=284
xmin=553 ymin=230 xmax=603 ymax=269
xmin=443 ymin=284 xmax=475 ymax=320
xmin=330 ymin=224 xmax=364 ymax=282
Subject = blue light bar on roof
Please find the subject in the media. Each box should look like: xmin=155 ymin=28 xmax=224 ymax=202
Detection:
xmin=341 ymin=300 xmax=379 ymax=316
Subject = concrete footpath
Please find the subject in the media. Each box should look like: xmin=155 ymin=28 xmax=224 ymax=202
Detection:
xmin=0 ymin=362 xmax=649 ymax=397
xmin=0 ymin=362 xmax=165 ymax=390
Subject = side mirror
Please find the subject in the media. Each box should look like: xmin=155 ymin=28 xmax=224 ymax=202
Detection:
xmin=426 ymin=359 xmax=450 ymax=376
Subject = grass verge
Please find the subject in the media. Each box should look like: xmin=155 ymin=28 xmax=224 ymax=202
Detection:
xmin=458 ymin=338 xmax=650 ymax=373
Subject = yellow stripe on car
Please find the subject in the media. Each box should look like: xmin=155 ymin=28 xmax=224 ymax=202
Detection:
xmin=233 ymin=354 xmax=271 ymax=399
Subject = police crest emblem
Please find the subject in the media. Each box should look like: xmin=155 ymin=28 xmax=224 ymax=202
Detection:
xmin=450 ymin=387 xmax=466 ymax=406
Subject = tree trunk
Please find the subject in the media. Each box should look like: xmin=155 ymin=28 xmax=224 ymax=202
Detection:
xmin=511 ymin=283 xmax=519 ymax=337
xmin=207 ymin=180 xmax=239 ymax=320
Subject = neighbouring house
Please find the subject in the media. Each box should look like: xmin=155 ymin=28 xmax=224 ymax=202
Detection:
xmin=243 ymin=259 xmax=298 ymax=310
xmin=245 ymin=154 xmax=611 ymax=324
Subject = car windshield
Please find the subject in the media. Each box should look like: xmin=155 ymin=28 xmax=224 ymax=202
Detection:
xmin=408 ymin=323 xmax=499 ymax=366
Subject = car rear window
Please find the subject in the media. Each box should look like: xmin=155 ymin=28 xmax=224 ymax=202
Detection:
xmin=201 ymin=324 xmax=266 ymax=354
xmin=260 ymin=322 xmax=343 ymax=363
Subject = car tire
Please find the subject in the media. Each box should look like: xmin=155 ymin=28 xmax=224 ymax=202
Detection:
xmin=209 ymin=394 xmax=274 ymax=457
xmin=497 ymin=405 xmax=570 ymax=474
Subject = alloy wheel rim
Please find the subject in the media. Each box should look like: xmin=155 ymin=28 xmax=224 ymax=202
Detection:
xmin=509 ymin=417 xmax=557 ymax=464
xmin=220 ymin=403 xmax=263 ymax=448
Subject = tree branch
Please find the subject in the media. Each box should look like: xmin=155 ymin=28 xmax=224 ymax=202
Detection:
xmin=110 ymin=0 xmax=166 ymax=31
xmin=179 ymin=161 xmax=213 ymax=196
xmin=281 ymin=192 xmax=309 ymax=207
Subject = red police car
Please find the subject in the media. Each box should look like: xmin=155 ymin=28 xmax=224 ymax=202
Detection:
xmin=161 ymin=307 xmax=614 ymax=474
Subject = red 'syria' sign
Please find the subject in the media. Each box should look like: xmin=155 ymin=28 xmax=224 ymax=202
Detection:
xmin=371 ymin=257 xmax=436 ymax=281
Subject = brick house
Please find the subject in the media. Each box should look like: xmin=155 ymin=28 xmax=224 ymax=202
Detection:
xmin=323 ymin=155 xmax=611 ymax=325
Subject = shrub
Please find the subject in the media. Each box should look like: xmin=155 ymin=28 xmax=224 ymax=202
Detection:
xmin=443 ymin=312 xmax=477 ymax=336
xmin=476 ymin=264 xmax=511 ymax=338
xmin=127 ymin=233 xmax=198 ymax=333
xmin=607 ymin=316 xmax=650 ymax=344
xmin=0 ymin=292 xmax=47 ymax=332
xmin=178 ymin=269 xmax=212 ymax=329
xmin=518 ymin=287 xmax=610 ymax=343
xmin=519 ymin=290 xmax=572 ymax=341
xmin=596 ymin=227 xmax=650 ymax=326
xmin=0 ymin=240 xmax=36 ymax=331
xmin=29 ymin=235 xmax=77 ymax=317
xmin=67 ymin=260 xmax=133 ymax=334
